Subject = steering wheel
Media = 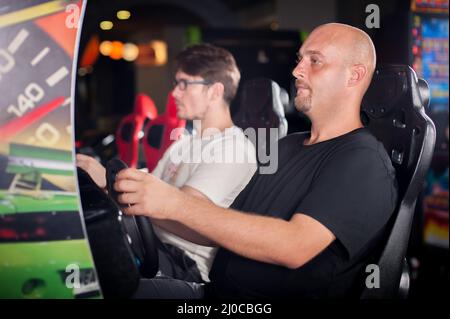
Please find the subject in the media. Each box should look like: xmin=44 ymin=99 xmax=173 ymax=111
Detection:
xmin=105 ymin=158 xmax=159 ymax=279
xmin=77 ymin=160 xmax=159 ymax=292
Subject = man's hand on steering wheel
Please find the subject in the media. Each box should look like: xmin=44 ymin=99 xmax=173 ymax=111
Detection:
xmin=76 ymin=153 xmax=107 ymax=190
xmin=114 ymin=168 xmax=182 ymax=220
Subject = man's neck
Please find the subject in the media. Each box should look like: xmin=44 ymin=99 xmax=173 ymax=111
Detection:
xmin=305 ymin=111 xmax=363 ymax=145
xmin=197 ymin=103 xmax=234 ymax=137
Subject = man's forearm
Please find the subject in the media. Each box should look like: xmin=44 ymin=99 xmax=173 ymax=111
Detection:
xmin=151 ymin=218 xmax=216 ymax=247
xmin=117 ymin=169 xmax=332 ymax=269
xmin=165 ymin=191 xmax=303 ymax=268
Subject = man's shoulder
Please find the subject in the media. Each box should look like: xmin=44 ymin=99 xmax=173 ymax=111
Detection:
xmin=337 ymin=128 xmax=390 ymax=161
xmin=327 ymin=129 xmax=396 ymax=177
xmin=344 ymin=128 xmax=379 ymax=146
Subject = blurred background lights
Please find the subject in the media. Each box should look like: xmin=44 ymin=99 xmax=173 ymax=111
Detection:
xmin=100 ymin=20 xmax=113 ymax=30
xmin=123 ymin=43 xmax=139 ymax=61
xmin=99 ymin=41 xmax=140 ymax=62
xmin=117 ymin=10 xmax=131 ymax=20
xmin=151 ymin=40 xmax=168 ymax=65
xmin=109 ymin=41 xmax=124 ymax=60
xmin=99 ymin=41 xmax=112 ymax=56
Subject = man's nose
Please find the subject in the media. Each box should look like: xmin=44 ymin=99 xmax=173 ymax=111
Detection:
xmin=292 ymin=62 xmax=305 ymax=79
xmin=172 ymin=86 xmax=182 ymax=99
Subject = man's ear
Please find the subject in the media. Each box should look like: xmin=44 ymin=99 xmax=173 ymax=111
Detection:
xmin=209 ymin=82 xmax=225 ymax=102
xmin=348 ymin=64 xmax=367 ymax=87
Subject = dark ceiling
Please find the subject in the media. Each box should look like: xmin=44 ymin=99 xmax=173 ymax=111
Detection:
xmin=80 ymin=0 xmax=275 ymax=48
xmin=222 ymin=0 xmax=272 ymax=11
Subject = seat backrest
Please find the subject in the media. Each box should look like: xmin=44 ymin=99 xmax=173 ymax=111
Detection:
xmin=143 ymin=93 xmax=186 ymax=172
xmin=233 ymin=78 xmax=288 ymax=165
xmin=115 ymin=94 xmax=158 ymax=168
xmin=359 ymin=64 xmax=436 ymax=298
xmin=233 ymin=78 xmax=288 ymax=137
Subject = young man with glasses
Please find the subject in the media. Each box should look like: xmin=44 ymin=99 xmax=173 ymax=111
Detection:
xmin=77 ymin=44 xmax=257 ymax=283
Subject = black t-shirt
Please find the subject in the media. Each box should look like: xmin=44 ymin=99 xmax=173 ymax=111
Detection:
xmin=207 ymin=128 xmax=398 ymax=298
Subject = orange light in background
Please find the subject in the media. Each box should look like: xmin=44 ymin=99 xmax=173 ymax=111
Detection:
xmin=109 ymin=41 xmax=124 ymax=60
xmin=99 ymin=40 xmax=113 ymax=56
xmin=123 ymin=43 xmax=139 ymax=61
xmin=151 ymin=40 xmax=168 ymax=65
xmin=98 ymin=39 xmax=162 ymax=63
xmin=80 ymin=35 xmax=100 ymax=67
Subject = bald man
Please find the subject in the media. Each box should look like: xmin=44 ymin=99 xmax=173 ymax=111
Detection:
xmin=116 ymin=23 xmax=398 ymax=298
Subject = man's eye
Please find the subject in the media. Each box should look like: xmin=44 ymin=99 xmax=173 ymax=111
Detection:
xmin=311 ymin=57 xmax=320 ymax=64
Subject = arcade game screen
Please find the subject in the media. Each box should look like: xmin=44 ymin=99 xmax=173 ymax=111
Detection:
xmin=410 ymin=0 xmax=449 ymax=254
xmin=411 ymin=14 xmax=449 ymax=112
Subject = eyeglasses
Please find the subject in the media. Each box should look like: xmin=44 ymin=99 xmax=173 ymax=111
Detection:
xmin=173 ymin=78 xmax=212 ymax=91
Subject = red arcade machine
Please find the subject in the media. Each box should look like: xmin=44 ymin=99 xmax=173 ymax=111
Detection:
xmin=115 ymin=94 xmax=158 ymax=168
xmin=143 ymin=93 xmax=186 ymax=172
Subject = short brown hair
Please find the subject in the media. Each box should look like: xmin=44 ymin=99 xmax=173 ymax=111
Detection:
xmin=175 ymin=43 xmax=241 ymax=104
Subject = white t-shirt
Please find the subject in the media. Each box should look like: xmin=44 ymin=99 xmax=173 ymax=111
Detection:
xmin=152 ymin=126 xmax=257 ymax=282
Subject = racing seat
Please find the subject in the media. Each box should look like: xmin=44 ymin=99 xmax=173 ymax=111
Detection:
xmin=143 ymin=93 xmax=186 ymax=172
xmin=232 ymin=78 xmax=288 ymax=167
xmin=359 ymin=65 xmax=436 ymax=299
xmin=116 ymin=94 xmax=158 ymax=168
